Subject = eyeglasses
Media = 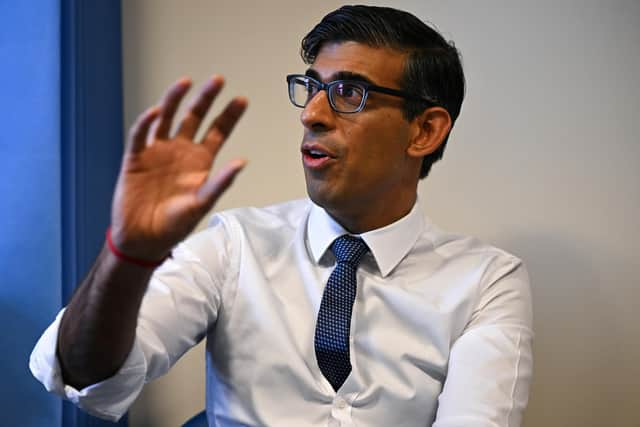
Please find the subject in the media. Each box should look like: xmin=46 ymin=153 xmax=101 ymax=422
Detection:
xmin=286 ymin=74 xmax=437 ymax=114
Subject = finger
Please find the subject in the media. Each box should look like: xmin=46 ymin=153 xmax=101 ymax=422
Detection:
xmin=126 ymin=106 xmax=161 ymax=153
xmin=202 ymin=96 xmax=248 ymax=157
xmin=196 ymin=158 xmax=247 ymax=210
xmin=153 ymin=77 xmax=192 ymax=140
xmin=175 ymin=75 xmax=225 ymax=141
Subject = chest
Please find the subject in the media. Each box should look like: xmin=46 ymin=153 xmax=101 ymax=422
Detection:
xmin=205 ymin=241 xmax=478 ymax=426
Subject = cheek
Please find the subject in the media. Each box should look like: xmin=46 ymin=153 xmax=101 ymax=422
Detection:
xmin=342 ymin=113 xmax=409 ymax=175
xmin=364 ymin=117 xmax=407 ymax=156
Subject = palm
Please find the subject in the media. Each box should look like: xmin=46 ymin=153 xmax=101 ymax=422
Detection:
xmin=120 ymin=139 xmax=212 ymax=236
xmin=111 ymin=76 xmax=247 ymax=260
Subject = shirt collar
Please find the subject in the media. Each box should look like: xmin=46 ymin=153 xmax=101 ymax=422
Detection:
xmin=307 ymin=199 xmax=425 ymax=277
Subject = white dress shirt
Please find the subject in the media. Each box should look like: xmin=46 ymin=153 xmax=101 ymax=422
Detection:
xmin=30 ymin=198 xmax=533 ymax=426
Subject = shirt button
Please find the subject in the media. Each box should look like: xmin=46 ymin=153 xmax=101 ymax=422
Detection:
xmin=335 ymin=397 xmax=347 ymax=409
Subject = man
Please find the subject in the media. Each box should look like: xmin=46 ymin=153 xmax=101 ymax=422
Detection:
xmin=31 ymin=5 xmax=533 ymax=426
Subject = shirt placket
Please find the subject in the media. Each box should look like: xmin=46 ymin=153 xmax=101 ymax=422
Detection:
xmin=328 ymin=393 xmax=355 ymax=427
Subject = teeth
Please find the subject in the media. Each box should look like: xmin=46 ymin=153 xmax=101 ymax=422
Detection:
xmin=309 ymin=150 xmax=327 ymax=158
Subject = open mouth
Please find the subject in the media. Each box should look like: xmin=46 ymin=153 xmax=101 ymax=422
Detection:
xmin=306 ymin=149 xmax=329 ymax=160
xmin=301 ymin=145 xmax=334 ymax=169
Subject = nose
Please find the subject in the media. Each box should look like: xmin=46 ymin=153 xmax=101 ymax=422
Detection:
xmin=300 ymin=89 xmax=335 ymax=132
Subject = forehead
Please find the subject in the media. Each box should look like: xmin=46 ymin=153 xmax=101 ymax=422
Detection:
xmin=309 ymin=41 xmax=407 ymax=87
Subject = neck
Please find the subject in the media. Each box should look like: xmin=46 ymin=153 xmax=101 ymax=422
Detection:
xmin=324 ymin=191 xmax=417 ymax=234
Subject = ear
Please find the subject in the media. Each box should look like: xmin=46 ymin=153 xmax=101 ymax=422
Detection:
xmin=406 ymin=107 xmax=452 ymax=158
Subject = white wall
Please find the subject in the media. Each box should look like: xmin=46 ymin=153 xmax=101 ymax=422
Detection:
xmin=122 ymin=1 xmax=640 ymax=426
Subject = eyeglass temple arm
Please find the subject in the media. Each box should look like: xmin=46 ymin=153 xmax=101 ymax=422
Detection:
xmin=367 ymin=84 xmax=440 ymax=106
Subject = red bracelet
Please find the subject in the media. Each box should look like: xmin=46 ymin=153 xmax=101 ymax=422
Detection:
xmin=106 ymin=227 xmax=166 ymax=268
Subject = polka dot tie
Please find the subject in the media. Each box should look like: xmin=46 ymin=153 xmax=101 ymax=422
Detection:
xmin=314 ymin=235 xmax=369 ymax=391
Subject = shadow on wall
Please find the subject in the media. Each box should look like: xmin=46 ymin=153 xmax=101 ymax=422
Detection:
xmin=500 ymin=231 xmax=634 ymax=427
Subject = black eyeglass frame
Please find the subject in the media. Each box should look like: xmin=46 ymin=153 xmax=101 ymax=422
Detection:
xmin=286 ymin=74 xmax=439 ymax=114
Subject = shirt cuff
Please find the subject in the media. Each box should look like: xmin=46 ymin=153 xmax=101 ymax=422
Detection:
xmin=29 ymin=308 xmax=147 ymax=421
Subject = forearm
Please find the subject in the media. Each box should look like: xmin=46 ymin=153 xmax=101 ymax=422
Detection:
xmin=57 ymin=244 xmax=154 ymax=389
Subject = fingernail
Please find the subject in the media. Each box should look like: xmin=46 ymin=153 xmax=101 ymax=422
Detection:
xmin=177 ymin=76 xmax=192 ymax=87
xmin=232 ymin=158 xmax=248 ymax=169
xmin=210 ymin=74 xmax=225 ymax=86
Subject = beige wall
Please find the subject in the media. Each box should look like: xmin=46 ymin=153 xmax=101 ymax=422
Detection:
xmin=122 ymin=1 xmax=640 ymax=426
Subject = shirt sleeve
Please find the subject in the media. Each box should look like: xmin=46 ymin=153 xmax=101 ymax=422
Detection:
xmin=433 ymin=258 xmax=534 ymax=427
xmin=29 ymin=215 xmax=234 ymax=421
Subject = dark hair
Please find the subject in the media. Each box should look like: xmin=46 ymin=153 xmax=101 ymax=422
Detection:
xmin=301 ymin=5 xmax=465 ymax=178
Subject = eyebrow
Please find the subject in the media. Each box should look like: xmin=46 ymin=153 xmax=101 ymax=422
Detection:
xmin=305 ymin=69 xmax=376 ymax=85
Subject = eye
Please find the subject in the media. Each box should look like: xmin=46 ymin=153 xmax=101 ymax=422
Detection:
xmin=334 ymin=82 xmax=364 ymax=105
xmin=297 ymin=78 xmax=316 ymax=95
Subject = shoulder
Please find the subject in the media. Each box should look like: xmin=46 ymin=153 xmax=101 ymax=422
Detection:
xmin=420 ymin=220 xmax=532 ymax=329
xmin=176 ymin=199 xmax=311 ymax=273
xmin=423 ymin=220 xmax=523 ymax=273
xmin=200 ymin=199 xmax=312 ymax=253
xmin=414 ymin=218 xmax=527 ymax=299
xmin=210 ymin=198 xmax=311 ymax=231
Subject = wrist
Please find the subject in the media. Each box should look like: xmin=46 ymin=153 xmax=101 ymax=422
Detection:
xmin=106 ymin=227 xmax=167 ymax=268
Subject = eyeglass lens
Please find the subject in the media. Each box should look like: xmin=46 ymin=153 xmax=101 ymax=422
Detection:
xmin=289 ymin=76 xmax=366 ymax=113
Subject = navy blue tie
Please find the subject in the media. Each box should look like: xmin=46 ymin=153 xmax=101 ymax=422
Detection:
xmin=314 ymin=235 xmax=369 ymax=391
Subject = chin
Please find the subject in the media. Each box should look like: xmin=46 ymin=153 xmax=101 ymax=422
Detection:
xmin=306 ymin=186 xmax=330 ymax=209
xmin=305 ymin=180 xmax=339 ymax=210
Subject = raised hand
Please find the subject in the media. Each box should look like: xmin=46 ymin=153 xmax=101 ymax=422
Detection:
xmin=110 ymin=75 xmax=247 ymax=261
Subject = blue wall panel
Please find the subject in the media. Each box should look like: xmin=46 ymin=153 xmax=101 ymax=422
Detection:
xmin=0 ymin=1 xmax=64 ymax=426
xmin=60 ymin=0 xmax=126 ymax=425
xmin=0 ymin=1 xmax=126 ymax=425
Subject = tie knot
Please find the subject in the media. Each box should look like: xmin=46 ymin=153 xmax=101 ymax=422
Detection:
xmin=331 ymin=235 xmax=369 ymax=266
